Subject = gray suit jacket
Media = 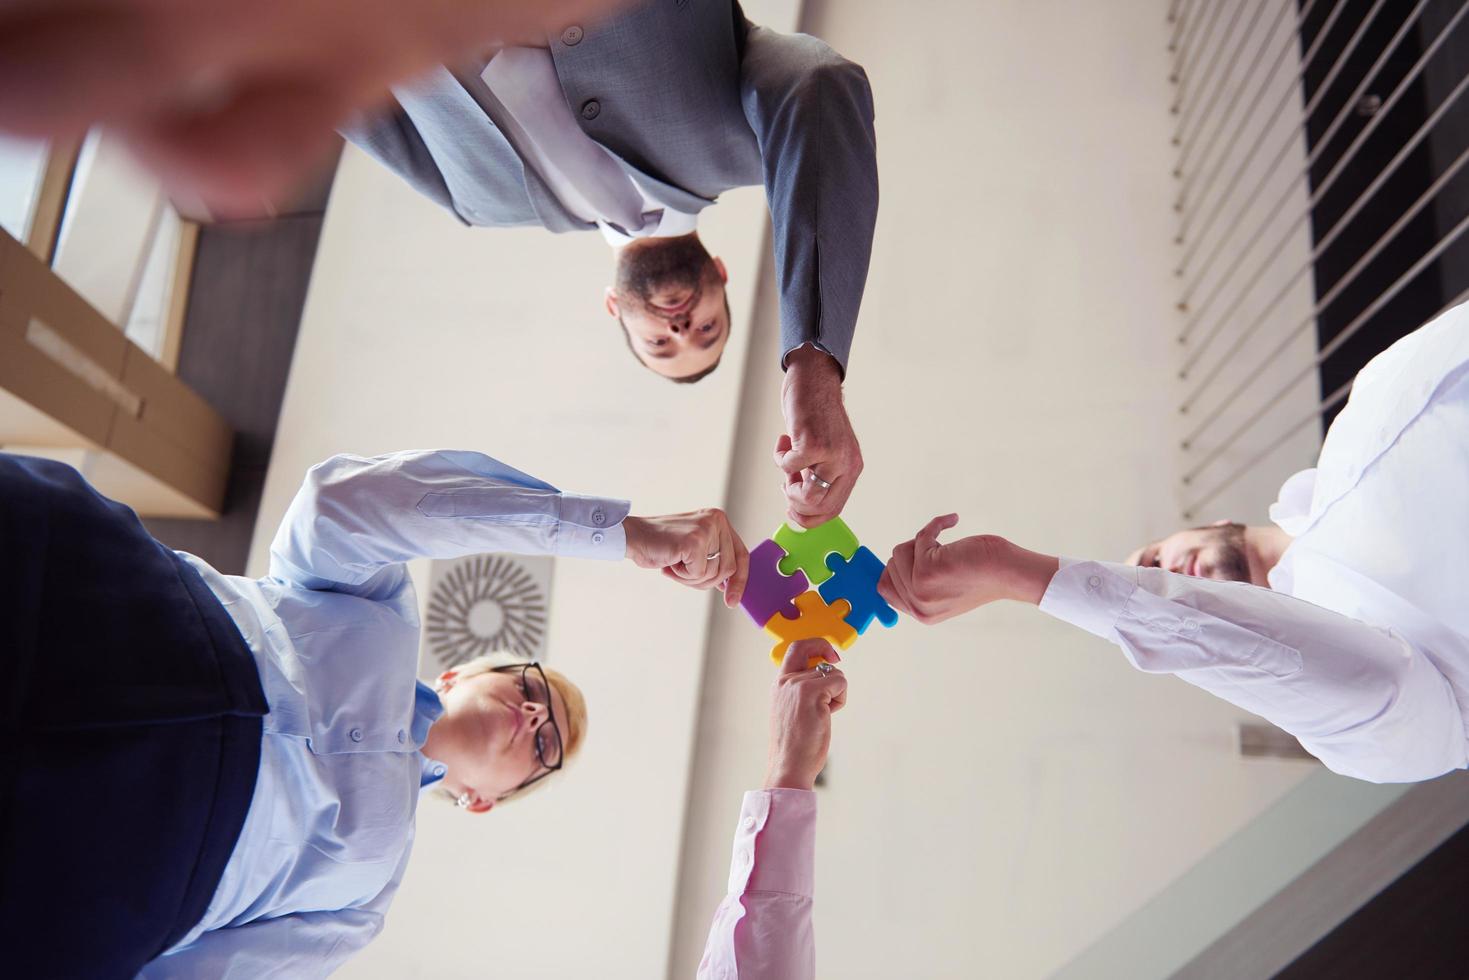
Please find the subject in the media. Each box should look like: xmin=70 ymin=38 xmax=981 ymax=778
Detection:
xmin=346 ymin=0 xmax=877 ymax=373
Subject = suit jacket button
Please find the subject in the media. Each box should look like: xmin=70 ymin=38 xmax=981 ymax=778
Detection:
xmin=561 ymin=25 xmax=584 ymax=45
xmin=581 ymin=99 xmax=601 ymax=120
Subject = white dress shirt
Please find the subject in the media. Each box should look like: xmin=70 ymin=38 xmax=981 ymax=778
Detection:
xmin=480 ymin=47 xmax=699 ymax=247
xmin=143 ymin=450 xmax=629 ymax=977
xmin=1040 ymin=303 xmax=1469 ymax=783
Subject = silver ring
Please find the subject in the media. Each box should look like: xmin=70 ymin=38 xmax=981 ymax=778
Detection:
xmin=815 ymin=662 xmax=834 ymax=676
xmin=705 ymin=551 xmax=721 ymax=561
xmin=807 ymin=469 xmax=832 ymax=490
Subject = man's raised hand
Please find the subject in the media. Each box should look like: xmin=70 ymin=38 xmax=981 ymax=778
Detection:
xmin=776 ymin=345 xmax=863 ymax=529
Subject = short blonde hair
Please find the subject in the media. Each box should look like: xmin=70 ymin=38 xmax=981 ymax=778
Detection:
xmin=437 ymin=652 xmax=588 ymax=806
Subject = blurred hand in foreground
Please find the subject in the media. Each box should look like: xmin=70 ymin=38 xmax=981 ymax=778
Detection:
xmin=0 ymin=0 xmax=627 ymax=216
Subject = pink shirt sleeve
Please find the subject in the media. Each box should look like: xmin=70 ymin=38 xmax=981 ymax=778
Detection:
xmin=696 ymin=789 xmax=817 ymax=980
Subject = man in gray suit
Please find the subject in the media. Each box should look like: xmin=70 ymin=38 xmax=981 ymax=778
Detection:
xmin=346 ymin=0 xmax=877 ymax=527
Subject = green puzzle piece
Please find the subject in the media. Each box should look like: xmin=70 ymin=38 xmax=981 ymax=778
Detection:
xmin=773 ymin=517 xmax=860 ymax=586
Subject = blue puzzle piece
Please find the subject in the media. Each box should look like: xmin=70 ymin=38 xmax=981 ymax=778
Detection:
xmin=818 ymin=546 xmax=898 ymax=635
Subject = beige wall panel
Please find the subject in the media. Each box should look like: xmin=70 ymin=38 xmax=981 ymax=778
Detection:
xmin=0 ymin=230 xmax=230 ymax=515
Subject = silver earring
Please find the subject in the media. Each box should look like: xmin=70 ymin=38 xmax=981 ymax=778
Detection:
xmin=456 ymin=793 xmax=472 ymax=809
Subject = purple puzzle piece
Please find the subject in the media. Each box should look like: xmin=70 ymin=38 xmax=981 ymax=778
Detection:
xmin=740 ymin=539 xmax=809 ymax=627
xmin=819 ymin=546 xmax=899 ymax=634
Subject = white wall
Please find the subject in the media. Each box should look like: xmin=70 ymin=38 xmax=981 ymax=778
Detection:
xmin=669 ymin=2 xmax=1325 ymax=977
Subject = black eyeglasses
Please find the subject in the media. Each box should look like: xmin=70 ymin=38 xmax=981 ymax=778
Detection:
xmin=494 ymin=662 xmax=564 ymax=798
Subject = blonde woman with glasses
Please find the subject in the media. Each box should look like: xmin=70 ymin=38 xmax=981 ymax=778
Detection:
xmin=0 ymin=448 xmax=749 ymax=978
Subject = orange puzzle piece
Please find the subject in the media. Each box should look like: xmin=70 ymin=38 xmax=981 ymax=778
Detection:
xmin=763 ymin=592 xmax=859 ymax=665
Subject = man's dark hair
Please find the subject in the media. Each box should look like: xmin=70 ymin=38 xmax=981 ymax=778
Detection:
xmin=618 ymin=293 xmax=732 ymax=384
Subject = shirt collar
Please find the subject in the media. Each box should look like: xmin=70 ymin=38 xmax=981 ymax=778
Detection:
xmin=415 ymin=682 xmax=449 ymax=790
xmin=1268 ymin=467 xmax=1317 ymax=537
xmin=599 ymin=207 xmax=700 ymax=248
xmin=1294 ymin=308 xmax=1469 ymax=537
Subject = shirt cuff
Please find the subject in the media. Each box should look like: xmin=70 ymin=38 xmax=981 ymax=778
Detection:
xmin=780 ymin=340 xmax=848 ymax=379
xmin=556 ymin=493 xmax=631 ymax=560
xmin=1037 ymin=558 xmax=1139 ymax=641
xmin=726 ymin=789 xmax=816 ymax=898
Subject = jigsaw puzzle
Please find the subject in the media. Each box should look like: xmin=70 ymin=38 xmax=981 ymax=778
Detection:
xmin=740 ymin=517 xmax=898 ymax=663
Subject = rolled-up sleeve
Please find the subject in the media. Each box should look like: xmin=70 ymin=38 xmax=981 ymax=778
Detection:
xmin=698 ymin=789 xmax=817 ymax=980
xmin=1039 ymin=559 xmax=1468 ymax=783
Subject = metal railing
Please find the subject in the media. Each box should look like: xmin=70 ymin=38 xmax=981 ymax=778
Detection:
xmin=1167 ymin=0 xmax=1469 ymax=518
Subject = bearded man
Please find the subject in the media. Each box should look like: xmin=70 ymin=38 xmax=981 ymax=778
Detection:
xmin=878 ymin=302 xmax=1469 ymax=784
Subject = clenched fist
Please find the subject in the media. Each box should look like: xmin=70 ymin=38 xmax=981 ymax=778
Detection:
xmin=775 ymin=345 xmax=863 ymax=528
xmin=764 ymin=639 xmax=846 ymax=792
xmin=623 ymin=509 xmax=751 ymax=608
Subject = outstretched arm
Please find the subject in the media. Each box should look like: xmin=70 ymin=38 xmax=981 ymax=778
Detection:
xmin=880 ymin=516 xmax=1468 ymax=784
xmin=740 ymin=26 xmax=877 ymax=528
xmin=268 ymin=449 xmax=748 ymax=606
xmin=698 ymin=640 xmax=845 ymax=980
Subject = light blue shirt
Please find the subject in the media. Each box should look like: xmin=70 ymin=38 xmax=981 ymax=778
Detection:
xmin=140 ymin=450 xmax=629 ymax=978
